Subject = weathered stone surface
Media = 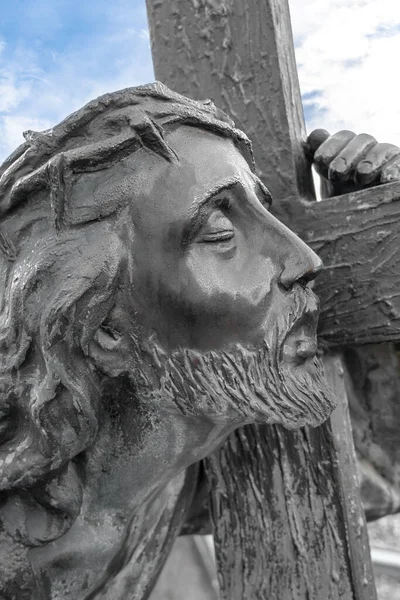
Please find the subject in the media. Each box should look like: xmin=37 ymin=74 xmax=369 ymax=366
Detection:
xmin=284 ymin=181 xmax=400 ymax=348
xmin=0 ymin=82 xmax=337 ymax=598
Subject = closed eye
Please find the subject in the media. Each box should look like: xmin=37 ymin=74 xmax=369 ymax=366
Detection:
xmin=198 ymin=230 xmax=234 ymax=243
xmin=196 ymin=209 xmax=234 ymax=244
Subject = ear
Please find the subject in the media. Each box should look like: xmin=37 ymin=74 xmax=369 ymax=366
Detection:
xmin=87 ymin=326 xmax=135 ymax=378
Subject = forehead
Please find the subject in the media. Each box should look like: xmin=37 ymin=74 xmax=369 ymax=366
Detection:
xmin=132 ymin=126 xmax=254 ymax=226
xmin=168 ymin=125 xmax=251 ymax=176
xmin=169 ymin=126 xmax=252 ymax=191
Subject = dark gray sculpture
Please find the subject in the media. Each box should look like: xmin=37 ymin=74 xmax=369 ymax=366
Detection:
xmin=0 ymin=82 xmax=337 ymax=598
xmin=3 ymin=81 xmax=400 ymax=598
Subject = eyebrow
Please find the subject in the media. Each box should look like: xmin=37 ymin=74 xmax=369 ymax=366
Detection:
xmin=191 ymin=176 xmax=243 ymax=210
xmin=181 ymin=175 xmax=273 ymax=246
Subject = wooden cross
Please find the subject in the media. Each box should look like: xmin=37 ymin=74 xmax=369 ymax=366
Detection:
xmin=144 ymin=0 xmax=392 ymax=597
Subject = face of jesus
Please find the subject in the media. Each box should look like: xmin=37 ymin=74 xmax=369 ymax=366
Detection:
xmin=110 ymin=126 xmax=336 ymax=428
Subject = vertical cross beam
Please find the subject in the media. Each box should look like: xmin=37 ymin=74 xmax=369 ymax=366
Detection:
xmin=146 ymin=0 xmax=313 ymax=205
xmin=146 ymin=1 xmax=376 ymax=597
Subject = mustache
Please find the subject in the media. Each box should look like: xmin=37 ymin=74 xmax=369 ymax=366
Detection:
xmin=281 ymin=284 xmax=319 ymax=332
xmin=289 ymin=286 xmax=319 ymax=333
xmin=264 ymin=284 xmax=320 ymax=366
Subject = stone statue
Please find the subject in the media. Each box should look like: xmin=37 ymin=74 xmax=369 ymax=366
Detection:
xmin=0 ymin=81 xmax=398 ymax=599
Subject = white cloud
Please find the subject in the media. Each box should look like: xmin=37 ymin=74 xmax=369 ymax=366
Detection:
xmin=0 ymin=77 xmax=30 ymax=113
xmin=289 ymin=0 xmax=400 ymax=144
xmin=0 ymin=115 xmax=54 ymax=157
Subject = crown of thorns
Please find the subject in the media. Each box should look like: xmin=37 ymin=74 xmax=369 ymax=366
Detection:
xmin=0 ymin=81 xmax=253 ymax=262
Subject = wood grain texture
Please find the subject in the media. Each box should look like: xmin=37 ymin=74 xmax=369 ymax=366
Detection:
xmin=325 ymin=355 xmax=377 ymax=598
xmin=205 ymin=422 xmax=354 ymax=600
xmin=286 ymin=181 xmax=400 ymax=347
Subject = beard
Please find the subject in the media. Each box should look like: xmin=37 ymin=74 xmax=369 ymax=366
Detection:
xmin=129 ymin=290 xmax=336 ymax=430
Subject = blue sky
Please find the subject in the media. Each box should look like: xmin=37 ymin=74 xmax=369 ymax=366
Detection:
xmin=0 ymin=0 xmax=154 ymax=160
xmin=0 ymin=0 xmax=400 ymax=163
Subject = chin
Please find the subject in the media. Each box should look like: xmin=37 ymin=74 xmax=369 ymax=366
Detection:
xmin=264 ymin=353 xmax=336 ymax=430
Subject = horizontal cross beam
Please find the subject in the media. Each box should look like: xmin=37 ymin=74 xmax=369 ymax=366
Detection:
xmin=286 ymin=180 xmax=400 ymax=348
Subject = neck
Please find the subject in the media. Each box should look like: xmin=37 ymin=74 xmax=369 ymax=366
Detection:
xmin=88 ymin=383 xmax=243 ymax=524
xmin=29 ymin=389 xmax=238 ymax=599
xmin=113 ymin=393 xmax=239 ymax=505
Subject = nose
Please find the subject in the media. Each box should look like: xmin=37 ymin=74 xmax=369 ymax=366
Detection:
xmin=276 ymin=224 xmax=322 ymax=291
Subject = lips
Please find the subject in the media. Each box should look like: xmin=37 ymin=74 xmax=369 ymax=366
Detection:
xmin=281 ymin=305 xmax=319 ymax=365
xmin=281 ymin=333 xmax=317 ymax=364
xmin=295 ymin=338 xmax=318 ymax=359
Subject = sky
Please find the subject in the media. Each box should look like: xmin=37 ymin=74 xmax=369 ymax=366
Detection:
xmin=0 ymin=0 xmax=399 ymax=164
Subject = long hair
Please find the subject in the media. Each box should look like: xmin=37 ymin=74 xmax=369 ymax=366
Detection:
xmin=0 ymin=82 xmax=254 ymax=545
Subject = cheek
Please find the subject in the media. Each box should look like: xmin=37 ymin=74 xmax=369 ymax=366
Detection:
xmin=179 ymin=246 xmax=276 ymax=314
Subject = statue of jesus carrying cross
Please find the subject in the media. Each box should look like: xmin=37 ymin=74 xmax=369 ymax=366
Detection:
xmin=0 ymin=79 xmax=399 ymax=599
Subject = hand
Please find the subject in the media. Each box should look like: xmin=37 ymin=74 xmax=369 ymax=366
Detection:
xmin=306 ymin=129 xmax=400 ymax=197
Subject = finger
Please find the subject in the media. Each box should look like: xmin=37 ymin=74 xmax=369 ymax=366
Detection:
xmin=355 ymin=143 xmax=400 ymax=185
xmin=381 ymin=155 xmax=400 ymax=183
xmin=313 ymin=130 xmax=356 ymax=179
xmin=328 ymin=134 xmax=376 ymax=183
xmin=305 ymin=129 xmax=330 ymax=160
